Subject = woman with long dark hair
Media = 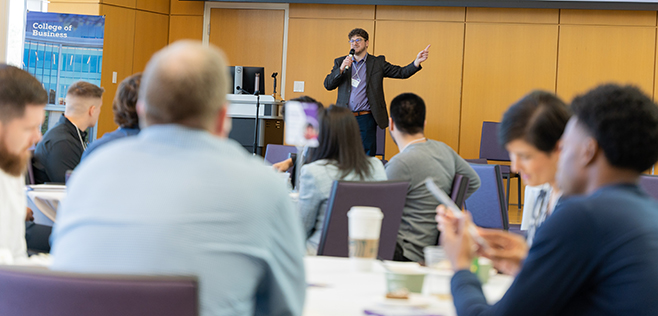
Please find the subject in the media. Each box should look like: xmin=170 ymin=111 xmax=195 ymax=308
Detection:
xmin=298 ymin=105 xmax=386 ymax=255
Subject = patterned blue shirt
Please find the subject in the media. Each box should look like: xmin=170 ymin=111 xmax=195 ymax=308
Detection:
xmin=349 ymin=54 xmax=370 ymax=112
xmin=50 ymin=124 xmax=306 ymax=316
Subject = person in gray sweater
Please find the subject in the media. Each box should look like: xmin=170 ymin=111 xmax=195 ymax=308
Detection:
xmin=386 ymin=93 xmax=480 ymax=262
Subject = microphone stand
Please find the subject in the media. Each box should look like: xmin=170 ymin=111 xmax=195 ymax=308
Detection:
xmin=252 ymin=90 xmax=260 ymax=156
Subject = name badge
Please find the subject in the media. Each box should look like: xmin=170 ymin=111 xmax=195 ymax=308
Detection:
xmin=351 ymin=78 xmax=361 ymax=88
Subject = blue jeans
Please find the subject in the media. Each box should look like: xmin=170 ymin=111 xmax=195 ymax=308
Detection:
xmin=355 ymin=113 xmax=377 ymax=156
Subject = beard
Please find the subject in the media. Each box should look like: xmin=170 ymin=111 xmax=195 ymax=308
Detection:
xmin=0 ymin=137 xmax=30 ymax=177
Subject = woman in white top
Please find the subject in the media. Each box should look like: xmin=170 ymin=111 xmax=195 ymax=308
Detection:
xmin=498 ymin=91 xmax=572 ymax=246
xmin=298 ymin=105 xmax=387 ymax=255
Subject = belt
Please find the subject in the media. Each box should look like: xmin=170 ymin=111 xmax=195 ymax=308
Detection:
xmin=353 ymin=111 xmax=371 ymax=117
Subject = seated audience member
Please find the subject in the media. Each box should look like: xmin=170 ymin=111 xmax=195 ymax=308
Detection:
xmin=0 ymin=64 xmax=49 ymax=264
xmin=497 ymin=91 xmax=571 ymax=252
xmin=439 ymin=84 xmax=658 ymax=315
xmin=299 ymin=105 xmax=387 ymax=255
xmin=50 ymin=41 xmax=306 ymax=316
xmin=81 ymin=73 xmax=141 ymax=160
xmin=272 ymin=96 xmax=324 ymax=173
xmin=385 ymin=93 xmax=480 ymax=263
xmin=33 ymin=81 xmax=103 ymax=183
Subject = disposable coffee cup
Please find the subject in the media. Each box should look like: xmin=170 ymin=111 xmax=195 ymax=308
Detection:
xmin=423 ymin=246 xmax=450 ymax=270
xmin=347 ymin=206 xmax=384 ymax=272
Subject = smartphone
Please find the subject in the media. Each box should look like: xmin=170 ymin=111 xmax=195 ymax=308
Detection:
xmin=425 ymin=178 xmax=491 ymax=251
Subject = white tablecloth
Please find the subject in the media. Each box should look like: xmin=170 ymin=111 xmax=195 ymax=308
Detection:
xmin=303 ymin=256 xmax=513 ymax=316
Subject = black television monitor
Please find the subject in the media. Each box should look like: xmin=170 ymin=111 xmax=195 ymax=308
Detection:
xmin=228 ymin=66 xmax=265 ymax=95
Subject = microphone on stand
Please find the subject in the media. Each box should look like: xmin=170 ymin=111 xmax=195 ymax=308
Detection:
xmin=345 ymin=49 xmax=355 ymax=71
xmin=254 ymin=73 xmax=260 ymax=95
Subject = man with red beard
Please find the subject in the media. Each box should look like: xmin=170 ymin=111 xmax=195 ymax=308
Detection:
xmin=0 ymin=64 xmax=48 ymax=264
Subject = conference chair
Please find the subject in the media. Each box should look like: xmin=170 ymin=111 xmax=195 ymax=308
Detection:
xmin=0 ymin=266 xmax=198 ymax=316
xmin=451 ymin=174 xmax=470 ymax=209
xmin=376 ymin=127 xmax=388 ymax=164
xmin=435 ymin=174 xmax=471 ymax=245
xmin=317 ymin=180 xmax=408 ymax=260
xmin=26 ymin=149 xmax=36 ymax=185
xmin=264 ymin=144 xmax=297 ymax=165
xmin=464 ymin=163 xmax=509 ymax=230
xmin=479 ymin=121 xmax=522 ymax=207
xmin=639 ymin=174 xmax=658 ymax=201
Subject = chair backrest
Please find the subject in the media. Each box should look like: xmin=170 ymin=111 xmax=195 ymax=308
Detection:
xmin=639 ymin=174 xmax=658 ymax=201
xmin=264 ymin=144 xmax=297 ymax=164
xmin=317 ymin=180 xmax=408 ymax=260
xmin=26 ymin=149 xmax=36 ymax=185
xmin=436 ymin=175 xmax=471 ymax=245
xmin=376 ymin=127 xmax=386 ymax=157
xmin=464 ymin=164 xmax=509 ymax=230
xmin=479 ymin=121 xmax=510 ymax=162
xmin=0 ymin=266 xmax=198 ymax=316
xmin=465 ymin=158 xmax=488 ymax=165
xmin=451 ymin=174 xmax=470 ymax=209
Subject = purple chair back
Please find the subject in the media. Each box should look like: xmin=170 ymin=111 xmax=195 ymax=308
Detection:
xmin=376 ymin=127 xmax=386 ymax=157
xmin=450 ymin=174 xmax=470 ymax=209
xmin=27 ymin=149 xmax=36 ymax=185
xmin=0 ymin=266 xmax=198 ymax=316
xmin=479 ymin=121 xmax=510 ymax=162
xmin=317 ymin=180 xmax=408 ymax=260
xmin=264 ymin=144 xmax=297 ymax=164
xmin=464 ymin=164 xmax=509 ymax=230
xmin=639 ymin=175 xmax=658 ymax=201
xmin=465 ymin=158 xmax=488 ymax=165
xmin=436 ymin=175 xmax=471 ymax=245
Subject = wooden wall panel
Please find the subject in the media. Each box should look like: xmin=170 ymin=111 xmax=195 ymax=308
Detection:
xmin=285 ymin=19 xmax=374 ymax=108
xmin=289 ymin=3 xmax=374 ymax=19
xmin=132 ymin=11 xmax=169 ymax=73
xmin=556 ymin=25 xmax=655 ymax=102
xmin=560 ymin=9 xmax=657 ymax=26
xmin=460 ymin=23 xmax=559 ymax=159
xmin=47 ymin=3 xmax=100 ymax=15
xmin=376 ymin=6 xmax=464 ymax=22
xmin=135 ymin=0 xmax=169 ymax=15
xmin=97 ymin=4 xmax=135 ymax=136
xmin=169 ymin=15 xmax=203 ymax=44
xmin=375 ymin=20 xmax=465 ymax=158
xmin=100 ymin=0 xmax=135 ymax=9
xmin=170 ymin=0 xmax=204 ymax=15
xmin=209 ymin=8 xmax=285 ymax=96
xmin=466 ymin=7 xmax=558 ymax=24
xmin=49 ymin=0 xmax=98 ymax=3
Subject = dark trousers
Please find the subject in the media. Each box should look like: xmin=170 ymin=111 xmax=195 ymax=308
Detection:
xmin=355 ymin=113 xmax=377 ymax=156
xmin=25 ymin=222 xmax=52 ymax=253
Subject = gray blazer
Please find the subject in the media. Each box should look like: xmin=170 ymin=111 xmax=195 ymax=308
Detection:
xmin=323 ymin=53 xmax=421 ymax=129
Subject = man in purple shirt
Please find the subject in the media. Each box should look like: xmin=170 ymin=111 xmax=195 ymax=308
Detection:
xmin=324 ymin=28 xmax=430 ymax=156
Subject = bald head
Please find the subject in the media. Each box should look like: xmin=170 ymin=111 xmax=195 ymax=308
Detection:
xmin=139 ymin=40 xmax=230 ymax=130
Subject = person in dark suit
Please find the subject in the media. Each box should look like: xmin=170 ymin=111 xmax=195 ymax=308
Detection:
xmin=324 ymin=28 xmax=430 ymax=156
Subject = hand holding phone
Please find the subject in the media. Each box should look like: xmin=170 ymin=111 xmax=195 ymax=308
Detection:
xmin=425 ymin=178 xmax=491 ymax=251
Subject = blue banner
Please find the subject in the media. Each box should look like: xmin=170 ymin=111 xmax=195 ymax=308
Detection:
xmin=25 ymin=12 xmax=104 ymax=47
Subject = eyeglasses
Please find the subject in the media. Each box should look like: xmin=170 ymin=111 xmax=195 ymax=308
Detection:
xmin=349 ymin=38 xmax=364 ymax=44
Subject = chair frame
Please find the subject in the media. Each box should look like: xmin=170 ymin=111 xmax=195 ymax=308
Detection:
xmin=465 ymin=164 xmax=510 ymax=230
